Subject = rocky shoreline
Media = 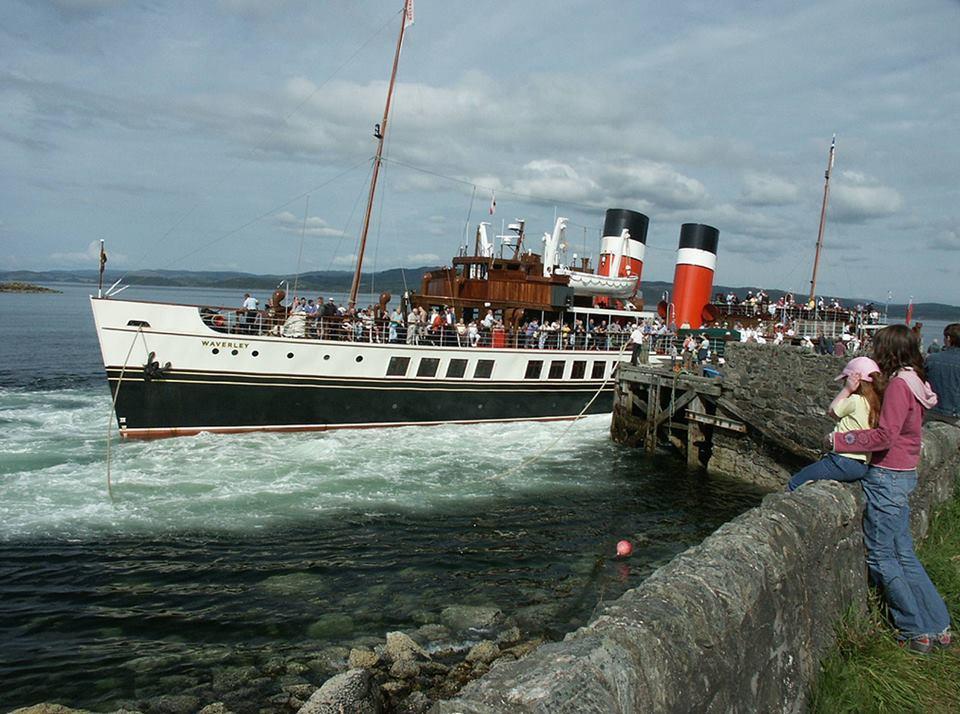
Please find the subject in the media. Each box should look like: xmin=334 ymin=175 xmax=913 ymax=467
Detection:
xmin=0 ymin=281 xmax=62 ymax=293
xmin=10 ymin=604 xmax=544 ymax=714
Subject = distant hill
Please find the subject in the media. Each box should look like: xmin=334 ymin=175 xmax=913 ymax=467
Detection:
xmin=2 ymin=268 xmax=957 ymax=318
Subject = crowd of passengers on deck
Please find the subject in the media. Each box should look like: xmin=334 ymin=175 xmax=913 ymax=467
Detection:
xmin=218 ymin=293 xmax=662 ymax=351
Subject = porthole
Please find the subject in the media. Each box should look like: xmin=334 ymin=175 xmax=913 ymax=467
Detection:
xmin=231 ymin=349 xmax=239 ymax=356
xmin=252 ymin=350 xmax=259 ymax=357
xmin=287 ymin=352 xmax=294 ymax=359
xmin=323 ymin=354 xmax=330 ymax=361
xmin=212 ymin=348 xmax=220 ymax=355
xmin=355 ymin=355 xmax=363 ymax=363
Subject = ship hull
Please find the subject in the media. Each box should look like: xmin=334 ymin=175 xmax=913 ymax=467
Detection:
xmin=92 ymin=297 xmax=646 ymax=438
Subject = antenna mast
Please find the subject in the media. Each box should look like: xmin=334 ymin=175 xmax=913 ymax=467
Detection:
xmin=808 ymin=135 xmax=836 ymax=305
xmin=348 ymin=0 xmax=413 ymax=306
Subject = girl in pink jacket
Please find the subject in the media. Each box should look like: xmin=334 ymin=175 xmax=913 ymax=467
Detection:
xmin=831 ymin=325 xmax=951 ymax=654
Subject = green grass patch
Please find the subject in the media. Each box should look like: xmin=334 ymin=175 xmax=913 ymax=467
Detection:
xmin=810 ymin=493 xmax=960 ymax=714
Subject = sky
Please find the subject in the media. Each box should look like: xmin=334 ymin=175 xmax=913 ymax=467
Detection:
xmin=2 ymin=0 xmax=959 ymax=305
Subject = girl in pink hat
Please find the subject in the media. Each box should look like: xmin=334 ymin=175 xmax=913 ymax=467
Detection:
xmin=787 ymin=356 xmax=882 ymax=491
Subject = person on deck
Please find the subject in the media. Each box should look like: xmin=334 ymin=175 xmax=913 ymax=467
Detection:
xmin=627 ymin=323 xmax=645 ymax=366
xmin=829 ymin=324 xmax=952 ymax=654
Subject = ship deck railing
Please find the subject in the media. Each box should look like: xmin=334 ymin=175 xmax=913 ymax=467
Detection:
xmin=199 ymin=310 xmax=687 ymax=354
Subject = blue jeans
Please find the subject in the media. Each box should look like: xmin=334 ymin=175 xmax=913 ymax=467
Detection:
xmin=788 ymin=453 xmax=868 ymax=492
xmin=862 ymin=467 xmax=951 ymax=639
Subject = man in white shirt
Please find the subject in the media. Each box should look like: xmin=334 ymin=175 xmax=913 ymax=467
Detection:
xmin=628 ymin=323 xmax=646 ymax=365
xmin=241 ymin=293 xmax=258 ymax=334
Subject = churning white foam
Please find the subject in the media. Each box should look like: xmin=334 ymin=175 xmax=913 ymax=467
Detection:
xmin=0 ymin=387 xmax=613 ymax=539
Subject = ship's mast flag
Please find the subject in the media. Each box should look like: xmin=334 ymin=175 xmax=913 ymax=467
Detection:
xmin=404 ymin=0 xmax=414 ymax=28
xmin=489 ymin=191 xmax=496 ymax=216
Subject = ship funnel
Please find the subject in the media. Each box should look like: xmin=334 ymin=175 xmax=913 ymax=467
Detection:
xmin=667 ymin=223 xmax=719 ymax=329
xmin=597 ymin=209 xmax=648 ymax=282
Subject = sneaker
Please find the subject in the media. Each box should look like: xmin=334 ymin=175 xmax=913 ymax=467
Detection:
xmin=935 ymin=631 xmax=952 ymax=650
xmin=899 ymin=636 xmax=932 ymax=655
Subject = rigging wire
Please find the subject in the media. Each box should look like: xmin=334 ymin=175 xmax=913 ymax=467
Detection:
xmin=326 ymin=158 xmax=376 ymax=274
xmin=487 ymin=342 xmax=631 ymax=482
xmin=105 ymin=327 xmax=146 ymax=503
xmin=291 ymin=194 xmax=310 ymax=301
xmin=380 ymin=156 xmax=608 ymax=213
xmin=159 ymin=158 xmax=371 ymax=273
xmin=113 ymin=10 xmax=402 ymax=281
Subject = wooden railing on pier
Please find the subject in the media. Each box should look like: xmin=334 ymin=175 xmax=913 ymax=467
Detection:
xmin=611 ymin=363 xmax=818 ymax=469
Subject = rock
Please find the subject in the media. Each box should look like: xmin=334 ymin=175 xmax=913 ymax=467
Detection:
xmin=282 ymin=683 xmax=317 ymax=700
xmin=384 ymin=631 xmax=429 ymax=661
xmin=413 ymin=623 xmax=450 ymax=643
xmin=388 ymin=658 xmax=420 ymax=679
xmin=258 ymin=573 xmax=328 ymax=598
xmin=143 ymin=695 xmax=200 ymax=714
xmin=306 ymin=614 xmax=354 ymax=640
xmin=198 ymin=705 xmax=233 ymax=714
xmin=348 ymin=647 xmax=380 ymax=669
xmin=464 ymin=641 xmax=500 ymax=665
xmin=502 ymin=638 xmax=545 ymax=660
xmin=261 ymin=657 xmax=287 ymax=677
xmin=439 ymin=605 xmax=503 ymax=635
xmin=212 ymin=666 xmax=260 ymax=694
xmin=379 ymin=680 xmax=408 ymax=697
xmin=296 ymin=669 xmax=381 ymax=714
xmin=394 ymin=691 xmax=432 ymax=714
xmin=10 ymin=707 xmax=91 ymax=714
xmin=495 ymin=625 xmax=521 ymax=646
xmin=305 ymin=646 xmax=350 ymax=677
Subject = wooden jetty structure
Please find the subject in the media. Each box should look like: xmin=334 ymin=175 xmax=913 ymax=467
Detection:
xmin=611 ymin=362 xmax=819 ymax=473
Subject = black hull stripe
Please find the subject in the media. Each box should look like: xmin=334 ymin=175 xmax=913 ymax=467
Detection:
xmin=110 ymin=378 xmax=613 ymax=433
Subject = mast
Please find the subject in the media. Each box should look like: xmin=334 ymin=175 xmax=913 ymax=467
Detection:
xmin=808 ymin=135 xmax=836 ymax=305
xmin=348 ymin=0 xmax=413 ymax=307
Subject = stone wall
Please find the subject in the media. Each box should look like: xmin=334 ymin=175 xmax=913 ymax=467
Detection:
xmin=708 ymin=343 xmax=848 ymax=489
xmin=435 ymin=359 xmax=960 ymax=713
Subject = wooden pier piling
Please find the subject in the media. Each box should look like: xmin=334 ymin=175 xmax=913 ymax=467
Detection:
xmin=612 ymin=363 xmax=748 ymax=468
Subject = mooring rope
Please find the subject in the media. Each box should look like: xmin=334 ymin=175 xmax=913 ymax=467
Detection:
xmin=105 ymin=327 xmax=144 ymax=503
xmin=488 ymin=340 xmax=632 ymax=481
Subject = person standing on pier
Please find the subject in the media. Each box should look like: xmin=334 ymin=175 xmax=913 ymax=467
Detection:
xmin=925 ymin=322 xmax=960 ymax=425
xmin=829 ymin=324 xmax=951 ymax=654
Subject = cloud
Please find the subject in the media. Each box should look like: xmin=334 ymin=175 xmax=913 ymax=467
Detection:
xmin=405 ymin=253 xmax=440 ymax=266
xmin=740 ymin=172 xmax=800 ymax=206
xmin=50 ymin=240 xmax=127 ymax=267
xmin=274 ymin=211 xmax=347 ymax=238
xmin=830 ymin=171 xmax=903 ymax=224
xmin=330 ymin=253 xmax=357 ymax=267
xmin=929 ymin=228 xmax=960 ymax=251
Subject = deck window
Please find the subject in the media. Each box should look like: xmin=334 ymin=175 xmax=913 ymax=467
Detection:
xmin=386 ymin=356 xmax=410 ymax=377
xmin=524 ymin=360 xmax=543 ymax=379
xmin=417 ymin=358 xmax=440 ymax=378
xmin=571 ymin=360 xmax=586 ymax=379
xmin=548 ymin=360 xmax=565 ymax=379
xmin=591 ymin=361 xmax=606 ymax=379
xmin=474 ymin=359 xmax=495 ymax=379
xmin=446 ymin=358 xmax=468 ymax=378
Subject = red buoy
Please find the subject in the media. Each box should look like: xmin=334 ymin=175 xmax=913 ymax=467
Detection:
xmin=615 ymin=539 xmax=633 ymax=557
xmin=669 ymin=223 xmax=719 ymax=329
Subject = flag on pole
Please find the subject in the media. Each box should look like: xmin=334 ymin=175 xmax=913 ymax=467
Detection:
xmin=403 ymin=0 xmax=414 ymax=28
xmin=905 ymin=296 xmax=914 ymax=326
xmin=489 ymin=191 xmax=496 ymax=216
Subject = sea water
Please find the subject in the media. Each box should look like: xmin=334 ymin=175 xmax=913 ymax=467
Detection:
xmin=0 ymin=284 xmax=766 ymax=710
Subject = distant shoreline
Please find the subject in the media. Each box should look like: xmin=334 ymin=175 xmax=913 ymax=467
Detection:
xmin=0 ymin=281 xmax=62 ymax=294
xmin=1 ymin=269 xmax=957 ymax=318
